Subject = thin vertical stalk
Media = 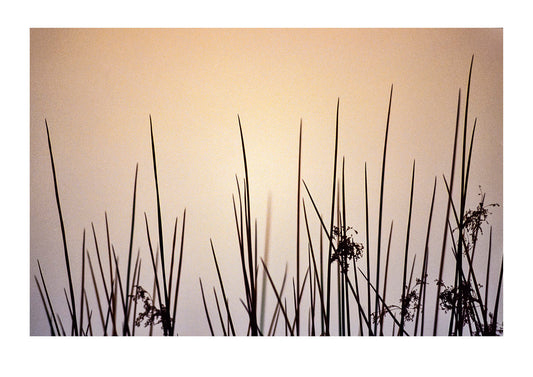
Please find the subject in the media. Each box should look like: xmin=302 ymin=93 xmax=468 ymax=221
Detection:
xmin=364 ymin=163 xmax=372 ymax=335
xmin=433 ymin=89 xmax=462 ymax=335
xmin=45 ymin=120 xmax=78 ymax=335
xmin=79 ymin=230 xmax=86 ymax=335
xmin=259 ymin=194 xmax=272 ymax=333
xmin=491 ymin=258 xmax=503 ymax=335
xmin=237 ymin=115 xmax=258 ymax=335
xmin=484 ymin=227 xmax=493 ymax=313
xmin=414 ymin=177 xmax=437 ymax=336
xmin=91 ymin=223 xmax=110 ymax=316
xmin=131 ymin=259 xmax=142 ymax=336
xmin=295 ymin=119 xmax=302 ymax=335
xmin=144 ymin=214 xmax=164 ymax=331
xmin=149 ymin=117 xmax=170 ymax=335
xmin=210 ymin=239 xmax=236 ymax=335
xmin=302 ymin=199 xmax=326 ymax=333
xmin=379 ymin=221 xmax=393 ymax=336
xmin=123 ymin=163 xmax=138 ymax=336
xmin=199 ymin=278 xmax=215 ymax=336
xmin=399 ymin=161 xmax=416 ymax=336
xmin=325 ymin=98 xmax=340 ymax=335
xmin=213 ymin=288 xmax=228 ymax=336
xmin=35 ymin=261 xmax=60 ymax=335
xmin=456 ymin=55 xmax=475 ymax=336
xmin=374 ymin=84 xmax=394 ymax=336
xmin=171 ymin=209 xmax=187 ymax=336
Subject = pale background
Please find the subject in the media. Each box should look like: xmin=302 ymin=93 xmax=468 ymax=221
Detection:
xmin=3 ymin=0 xmax=530 ymax=374
xmin=30 ymin=28 xmax=502 ymax=336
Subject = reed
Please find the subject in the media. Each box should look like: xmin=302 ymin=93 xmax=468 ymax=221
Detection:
xmin=35 ymin=57 xmax=501 ymax=336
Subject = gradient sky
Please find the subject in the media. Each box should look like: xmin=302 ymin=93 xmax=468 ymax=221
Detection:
xmin=30 ymin=28 xmax=502 ymax=336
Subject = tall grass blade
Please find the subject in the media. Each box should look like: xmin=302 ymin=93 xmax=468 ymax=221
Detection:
xmin=45 ymin=120 xmax=78 ymax=335
xmin=433 ymin=89 xmax=462 ymax=335
xmin=364 ymin=163 xmax=372 ymax=335
xmin=36 ymin=260 xmax=60 ymax=335
xmin=259 ymin=194 xmax=272 ymax=333
xmin=374 ymin=84 xmax=394 ymax=335
xmin=122 ymin=163 xmax=138 ymax=336
xmin=199 ymin=278 xmax=215 ymax=336
xmin=358 ymin=268 xmax=408 ymax=336
xmin=237 ymin=115 xmax=258 ymax=335
xmin=295 ymin=119 xmax=302 ymax=335
xmin=302 ymin=199 xmax=326 ymax=333
xmin=210 ymin=239 xmax=236 ymax=335
xmin=267 ymin=266 xmax=288 ymax=336
xmin=484 ymin=227 xmax=493 ymax=311
xmin=213 ymin=288 xmax=228 ymax=336
xmin=171 ymin=209 xmax=187 ymax=336
xmin=325 ymin=98 xmax=340 ymax=336
xmin=414 ymin=177 xmax=437 ymax=335
xmin=90 ymin=222 xmax=110 ymax=331
xmin=34 ymin=275 xmax=56 ymax=335
xmin=399 ymin=161 xmax=415 ymax=336
xmin=379 ymin=221 xmax=393 ymax=335
xmin=261 ymin=260 xmax=294 ymax=335
xmin=131 ymin=259 xmax=142 ymax=336
xmin=79 ymin=230 xmax=86 ymax=335
xmin=167 ymin=217 xmax=179 ymax=315
xmin=149 ymin=117 xmax=170 ymax=335
xmin=344 ymin=274 xmax=373 ymax=334
xmin=144 ymin=213 xmax=164 ymax=330
xmin=491 ymin=258 xmax=503 ymax=335
xmin=455 ymin=55 xmax=475 ymax=335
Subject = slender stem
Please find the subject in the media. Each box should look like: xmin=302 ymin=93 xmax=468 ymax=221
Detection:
xmin=45 ymin=120 xmax=78 ymax=335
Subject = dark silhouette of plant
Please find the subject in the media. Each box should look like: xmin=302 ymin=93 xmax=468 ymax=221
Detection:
xmin=399 ymin=289 xmax=420 ymax=322
xmin=330 ymin=226 xmax=364 ymax=273
xmin=461 ymin=187 xmax=499 ymax=248
xmin=373 ymin=285 xmax=421 ymax=325
xmin=485 ymin=312 xmax=503 ymax=335
xmin=436 ymin=279 xmax=481 ymax=331
xmin=131 ymin=285 xmax=171 ymax=332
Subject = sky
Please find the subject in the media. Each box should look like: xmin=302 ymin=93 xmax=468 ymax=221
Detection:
xmin=30 ymin=28 xmax=503 ymax=337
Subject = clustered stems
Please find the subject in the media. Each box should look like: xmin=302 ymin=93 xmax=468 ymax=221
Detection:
xmin=36 ymin=56 xmax=501 ymax=336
